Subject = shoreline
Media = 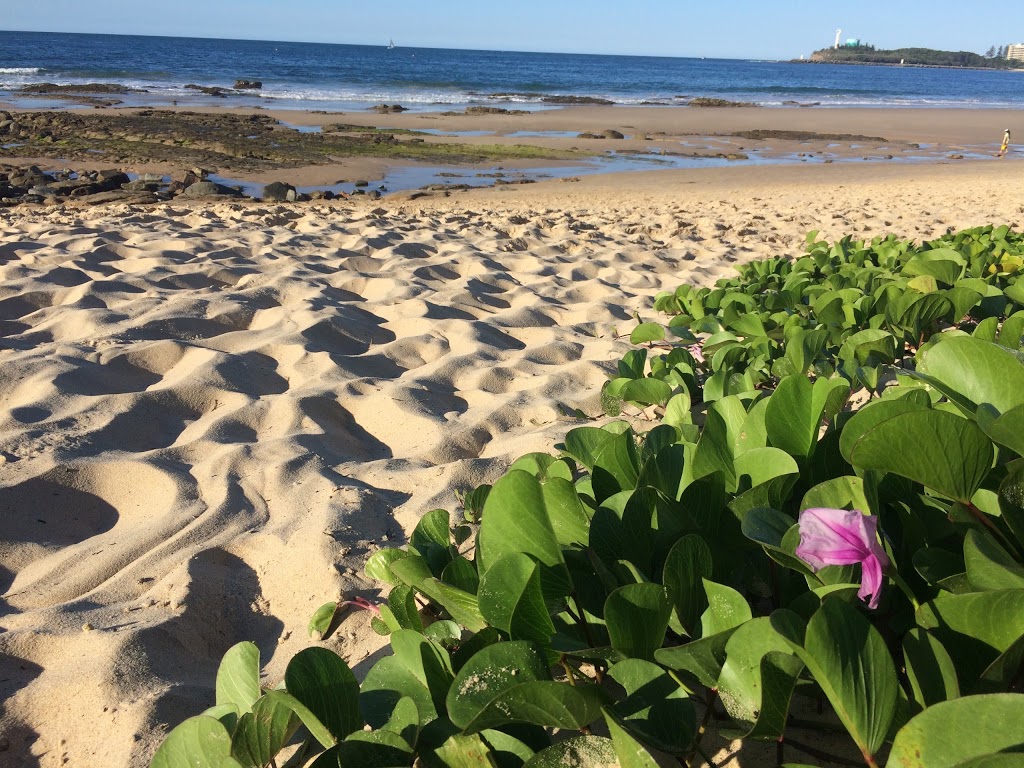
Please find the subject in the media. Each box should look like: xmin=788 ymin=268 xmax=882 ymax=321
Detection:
xmin=2 ymin=104 xmax=1022 ymax=207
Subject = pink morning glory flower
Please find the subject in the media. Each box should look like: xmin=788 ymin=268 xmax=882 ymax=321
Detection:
xmin=795 ymin=507 xmax=890 ymax=609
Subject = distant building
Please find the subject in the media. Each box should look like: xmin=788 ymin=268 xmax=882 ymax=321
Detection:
xmin=844 ymin=38 xmax=862 ymax=47
xmin=1008 ymin=44 xmax=1024 ymax=61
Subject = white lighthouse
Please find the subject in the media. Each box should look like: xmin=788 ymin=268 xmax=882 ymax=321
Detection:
xmin=835 ymin=29 xmax=842 ymax=49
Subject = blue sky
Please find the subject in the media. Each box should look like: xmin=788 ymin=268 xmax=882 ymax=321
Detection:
xmin=4 ymin=1 xmax=1021 ymax=59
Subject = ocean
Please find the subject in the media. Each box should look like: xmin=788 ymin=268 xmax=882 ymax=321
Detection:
xmin=2 ymin=30 xmax=1024 ymax=112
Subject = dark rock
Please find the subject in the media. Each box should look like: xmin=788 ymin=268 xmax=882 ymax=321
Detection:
xmin=139 ymin=172 xmax=164 ymax=182
xmin=184 ymin=84 xmax=229 ymax=98
xmin=76 ymin=190 xmax=160 ymax=205
xmin=601 ymin=130 xmax=625 ymax=139
xmin=234 ymin=80 xmax=263 ymax=90
xmin=182 ymin=181 xmax=241 ymax=198
xmin=688 ymin=97 xmax=758 ymax=108
xmin=541 ymin=95 xmax=614 ymax=105
xmin=262 ymin=181 xmax=296 ymax=202
xmin=122 ymin=179 xmax=161 ymax=192
xmin=576 ymin=133 xmax=602 ymax=139
xmin=354 ymin=180 xmax=369 ymax=188
xmin=463 ymin=106 xmax=530 ymax=116
xmin=734 ymin=129 xmax=888 ymax=142
xmin=18 ymin=82 xmax=146 ymax=95
xmin=370 ymin=104 xmax=408 ymax=113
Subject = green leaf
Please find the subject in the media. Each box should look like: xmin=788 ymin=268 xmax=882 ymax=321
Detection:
xmin=541 ymin=477 xmax=590 ymax=549
xmin=308 ymin=602 xmax=338 ymax=640
xmin=654 ymin=629 xmax=736 ymax=689
xmin=150 ymin=716 xmax=242 ymax=768
xmin=360 ymin=631 xmax=452 ymax=729
xmin=888 ymin=694 xmax=1024 ymax=768
xmin=800 ymin=476 xmax=871 ymax=515
xmin=998 ymin=460 xmax=1024 ymax=550
xmin=592 ymin=428 xmax=640 ymax=501
xmin=604 ymin=583 xmax=672 ymax=662
xmin=390 ymin=555 xmax=486 ymax=632
xmin=477 ymin=553 xmax=557 ymax=644
xmin=765 ymin=375 xmax=846 ymax=459
xmin=365 ymin=548 xmax=414 ymax=586
xmin=792 ymin=599 xmax=898 ymax=759
xmin=629 ymin=322 xmax=666 ymax=345
xmin=701 ymin=579 xmax=752 ymax=637
xmin=309 ymin=732 xmax=412 ymax=768
xmin=216 ymin=642 xmax=261 ymax=713
xmin=603 ymin=711 xmax=660 ymax=768
xmin=411 ymin=509 xmax=452 ymax=575
xmin=847 ymin=409 xmax=994 ymax=502
xmin=285 ymin=648 xmax=362 ymax=740
xmin=919 ymin=335 xmax=1024 ymax=415
xmin=916 ymin=590 xmax=1024 ymax=682
xmin=231 ymin=694 xmax=301 ymax=768
xmin=522 ymin=736 xmax=616 ymax=768
xmin=716 ymin=613 xmax=805 ymax=740
xmin=563 ymin=427 xmax=615 ymax=470
xmin=259 ymin=691 xmax=335 ymax=749
xmin=447 ymin=641 xmax=551 ymax=731
xmin=620 ymin=378 xmax=673 ymax=407
xmin=607 ymin=659 xmax=695 ymax=755
xmin=433 ymin=734 xmax=500 ymax=768
xmin=662 ymin=535 xmax=713 ymax=637
xmin=964 ymin=529 xmax=1024 ymax=591
xmin=464 ymin=681 xmax=606 ymax=734
xmin=478 ymin=471 xmax=571 ymax=601
xmin=902 ymin=629 xmax=959 ymax=712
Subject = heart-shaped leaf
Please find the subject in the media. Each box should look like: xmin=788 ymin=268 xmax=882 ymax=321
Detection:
xmin=285 ymin=648 xmax=362 ymax=740
xmin=888 ymin=694 xmax=1024 ymax=768
xmin=791 ymin=599 xmax=898 ymax=760
xmin=150 ymin=716 xmax=242 ymax=768
xmin=216 ymin=642 xmax=261 ymax=713
xmin=607 ymin=659 xmax=695 ymax=755
xmin=846 ymin=409 xmax=994 ymax=502
xmin=447 ymin=641 xmax=551 ymax=730
xmin=477 ymin=552 xmax=556 ymax=644
xmin=604 ymin=583 xmax=672 ymax=662
xmin=662 ymin=535 xmax=713 ymax=637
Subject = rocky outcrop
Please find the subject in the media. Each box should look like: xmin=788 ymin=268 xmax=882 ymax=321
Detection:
xmin=234 ymin=80 xmax=263 ymax=90
xmin=370 ymin=104 xmax=408 ymax=113
xmin=262 ymin=181 xmax=296 ymax=202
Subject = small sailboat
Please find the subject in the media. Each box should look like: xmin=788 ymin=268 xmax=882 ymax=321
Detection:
xmin=388 ymin=39 xmax=395 ymax=50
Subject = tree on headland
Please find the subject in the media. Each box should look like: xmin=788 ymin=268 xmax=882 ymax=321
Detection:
xmin=986 ymin=45 xmax=997 ymax=58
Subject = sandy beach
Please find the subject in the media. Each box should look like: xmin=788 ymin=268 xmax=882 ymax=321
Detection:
xmin=1 ymin=103 xmax=1023 ymax=767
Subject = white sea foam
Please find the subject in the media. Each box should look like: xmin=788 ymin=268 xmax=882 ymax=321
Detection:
xmin=0 ymin=67 xmax=41 ymax=74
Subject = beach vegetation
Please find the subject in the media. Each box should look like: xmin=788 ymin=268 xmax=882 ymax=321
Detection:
xmin=150 ymin=226 xmax=1024 ymax=767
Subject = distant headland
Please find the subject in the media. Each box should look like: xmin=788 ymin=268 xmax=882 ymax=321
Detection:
xmin=794 ymin=43 xmax=1024 ymax=71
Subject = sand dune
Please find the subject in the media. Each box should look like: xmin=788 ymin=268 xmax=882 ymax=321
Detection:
xmin=0 ymin=160 xmax=1021 ymax=766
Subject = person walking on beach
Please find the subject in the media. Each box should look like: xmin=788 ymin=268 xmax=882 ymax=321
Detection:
xmin=998 ymin=128 xmax=1011 ymax=158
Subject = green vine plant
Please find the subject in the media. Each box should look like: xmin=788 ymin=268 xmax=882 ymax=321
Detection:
xmin=151 ymin=227 xmax=1024 ymax=768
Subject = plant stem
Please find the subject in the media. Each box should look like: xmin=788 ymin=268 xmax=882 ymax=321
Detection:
xmin=560 ymin=656 xmax=578 ymax=687
xmin=685 ymin=689 xmax=717 ymax=767
xmin=887 ymin=569 xmax=920 ymax=610
xmin=965 ymin=502 xmax=1022 ymax=562
xmin=571 ymin=592 xmax=597 ymax=648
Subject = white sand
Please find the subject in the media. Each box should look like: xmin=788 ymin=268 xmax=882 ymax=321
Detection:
xmin=0 ymin=159 xmax=1021 ymax=766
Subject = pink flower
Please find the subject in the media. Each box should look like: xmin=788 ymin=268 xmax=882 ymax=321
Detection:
xmin=795 ymin=507 xmax=890 ymax=609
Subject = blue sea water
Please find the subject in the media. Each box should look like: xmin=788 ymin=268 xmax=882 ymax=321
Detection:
xmin=2 ymin=30 xmax=1024 ymax=111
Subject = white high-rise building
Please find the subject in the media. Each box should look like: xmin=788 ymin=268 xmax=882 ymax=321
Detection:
xmin=1008 ymin=44 xmax=1024 ymax=61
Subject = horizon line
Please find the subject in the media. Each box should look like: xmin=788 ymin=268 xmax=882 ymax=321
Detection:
xmin=0 ymin=27 xmax=788 ymax=62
